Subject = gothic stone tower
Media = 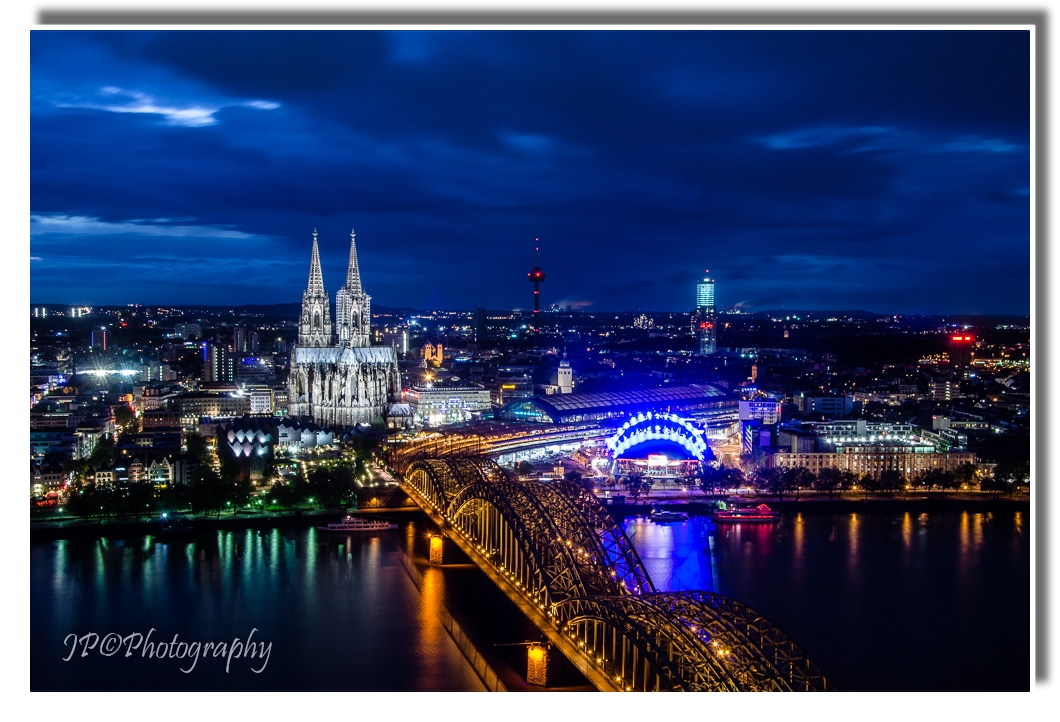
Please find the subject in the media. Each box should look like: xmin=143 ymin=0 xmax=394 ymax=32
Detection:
xmin=288 ymin=229 xmax=400 ymax=426
xmin=334 ymin=230 xmax=372 ymax=347
xmin=297 ymin=231 xmax=333 ymax=348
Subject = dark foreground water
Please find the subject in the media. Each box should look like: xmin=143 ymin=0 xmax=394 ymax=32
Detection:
xmin=624 ymin=508 xmax=1030 ymax=691
xmin=31 ymin=522 xmax=484 ymax=691
xmin=31 ymin=508 xmax=1029 ymax=691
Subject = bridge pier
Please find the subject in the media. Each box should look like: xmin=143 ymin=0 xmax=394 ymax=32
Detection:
xmin=526 ymin=643 xmax=557 ymax=688
xmin=428 ymin=534 xmax=446 ymax=564
xmin=428 ymin=533 xmax=467 ymax=565
xmin=405 ymin=486 xmax=622 ymax=691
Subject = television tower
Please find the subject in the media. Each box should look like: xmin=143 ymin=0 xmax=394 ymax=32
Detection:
xmin=527 ymin=241 xmax=546 ymax=334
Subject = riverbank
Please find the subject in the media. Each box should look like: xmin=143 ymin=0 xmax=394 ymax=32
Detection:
xmin=609 ymin=493 xmax=1030 ymax=517
xmin=30 ymin=492 xmax=1029 ymax=540
xmin=28 ymin=506 xmax=422 ymax=541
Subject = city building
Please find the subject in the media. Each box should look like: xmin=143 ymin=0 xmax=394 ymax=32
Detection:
xmin=485 ymin=367 xmax=535 ymax=405
xmin=233 ymin=326 xmax=248 ymax=354
xmin=422 ymin=342 xmax=444 ymax=367
xmin=406 ymin=378 xmax=492 ymax=426
xmin=248 ymin=387 xmax=274 ymax=415
xmin=949 ymin=333 xmax=975 ymax=373
xmin=175 ymin=392 xmax=252 ymax=427
xmin=796 ymin=395 xmax=856 ymax=418
xmin=287 ymin=230 xmax=400 ymax=426
xmin=693 ymin=273 xmax=716 ymax=355
xmin=765 ymin=419 xmax=976 ymax=479
xmin=739 ymin=399 xmax=782 ymax=425
xmin=377 ymin=327 xmax=409 ymax=357
xmin=215 ymin=416 xmax=294 ymax=479
xmin=141 ymin=409 xmax=181 ymax=430
xmin=770 ymin=447 xmax=975 ymax=479
xmin=272 ymin=386 xmax=289 ymax=414
xmin=205 ymin=343 xmax=234 ymax=383
xmin=474 ymin=307 xmax=488 ymax=347
xmin=147 ymin=458 xmax=174 ymax=487
xmin=235 ymin=355 xmax=275 ymax=384
xmin=173 ymin=323 xmax=202 ymax=340
xmin=556 ymin=358 xmax=573 ymax=394
xmin=932 ymin=380 xmax=958 ymax=401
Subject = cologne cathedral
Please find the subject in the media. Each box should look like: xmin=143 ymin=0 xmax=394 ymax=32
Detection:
xmin=287 ymin=230 xmax=400 ymax=426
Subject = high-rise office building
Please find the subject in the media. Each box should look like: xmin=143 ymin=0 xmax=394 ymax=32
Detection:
xmin=474 ymin=307 xmax=488 ymax=347
xmin=233 ymin=326 xmax=248 ymax=354
xmin=205 ymin=343 xmax=234 ymax=383
xmin=694 ymin=273 xmax=716 ymax=355
xmin=949 ymin=333 xmax=974 ymax=373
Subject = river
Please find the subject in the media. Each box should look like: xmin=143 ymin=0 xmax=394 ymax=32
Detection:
xmin=31 ymin=507 xmax=1028 ymax=691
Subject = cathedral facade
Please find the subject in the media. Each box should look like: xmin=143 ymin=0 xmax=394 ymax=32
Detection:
xmin=287 ymin=230 xmax=400 ymax=427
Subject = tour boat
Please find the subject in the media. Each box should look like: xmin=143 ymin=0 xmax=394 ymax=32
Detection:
xmin=317 ymin=515 xmax=399 ymax=532
xmin=649 ymin=509 xmax=690 ymax=523
xmin=712 ymin=503 xmax=781 ymax=523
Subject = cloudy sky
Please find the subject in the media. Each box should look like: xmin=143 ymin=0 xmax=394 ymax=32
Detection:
xmin=30 ymin=30 xmax=1030 ymax=314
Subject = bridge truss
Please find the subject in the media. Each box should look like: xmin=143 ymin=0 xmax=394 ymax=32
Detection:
xmin=400 ymin=456 xmax=830 ymax=692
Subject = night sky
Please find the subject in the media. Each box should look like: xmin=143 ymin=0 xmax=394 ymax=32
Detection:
xmin=30 ymin=30 xmax=1031 ymax=314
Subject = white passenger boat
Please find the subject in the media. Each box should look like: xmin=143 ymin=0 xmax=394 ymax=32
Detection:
xmin=317 ymin=515 xmax=398 ymax=532
xmin=650 ymin=509 xmax=690 ymax=523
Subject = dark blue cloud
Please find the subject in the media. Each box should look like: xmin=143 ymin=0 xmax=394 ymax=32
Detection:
xmin=30 ymin=30 xmax=1030 ymax=314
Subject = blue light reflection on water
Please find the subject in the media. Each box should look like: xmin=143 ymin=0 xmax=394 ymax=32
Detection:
xmin=622 ymin=509 xmax=1029 ymax=691
xmin=622 ymin=516 xmax=717 ymax=592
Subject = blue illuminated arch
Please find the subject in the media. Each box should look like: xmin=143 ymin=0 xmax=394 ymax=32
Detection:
xmin=605 ymin=411 xmax=708 ymax=461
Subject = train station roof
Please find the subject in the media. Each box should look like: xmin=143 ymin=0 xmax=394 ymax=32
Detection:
xmin=497 ymin=384 xmax=734 ymax=424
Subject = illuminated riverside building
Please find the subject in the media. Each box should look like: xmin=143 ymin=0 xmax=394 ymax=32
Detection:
xmin=771 ymin=447 xmax=975 ymax=479
xmin=606 ymin=411 xmax=712 ymax=479
xmin=693 ymin=273 xmax=716 ymax=355
xmin=767 ymin=420 xmax=976 ymax=478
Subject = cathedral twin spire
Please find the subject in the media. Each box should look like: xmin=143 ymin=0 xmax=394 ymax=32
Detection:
xmin=297 ymin=229 xmax=370 ymax=349
xmin=345 ymin=229 xmax=362 ymax=294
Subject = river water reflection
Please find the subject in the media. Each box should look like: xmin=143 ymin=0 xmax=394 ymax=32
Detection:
xmin=31 ymin=507 xmax=1028 ymax=692
xmin=31 ymin=523 xmax=484 ymax=691
xmin=623 ymin=508 xmax=1029 ymax=691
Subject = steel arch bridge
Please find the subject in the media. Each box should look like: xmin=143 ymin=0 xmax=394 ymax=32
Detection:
xmin=400 ymin=456 xmax=830 ymax=692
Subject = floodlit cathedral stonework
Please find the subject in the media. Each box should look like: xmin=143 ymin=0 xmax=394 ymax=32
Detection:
xmin=288 ymin=230 xmax=400 ymax=426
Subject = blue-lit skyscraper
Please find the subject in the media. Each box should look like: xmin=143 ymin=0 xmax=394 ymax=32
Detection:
xmin=694 ymin=273 xmax=716 ymax=355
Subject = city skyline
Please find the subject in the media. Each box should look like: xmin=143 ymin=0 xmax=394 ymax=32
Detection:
xmin=32 ymin=30 xmax=1031 ymax=314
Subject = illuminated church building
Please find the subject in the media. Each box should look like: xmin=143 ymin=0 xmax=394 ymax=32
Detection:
xmin=287 ymin=230 xmax=400 ymax=426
